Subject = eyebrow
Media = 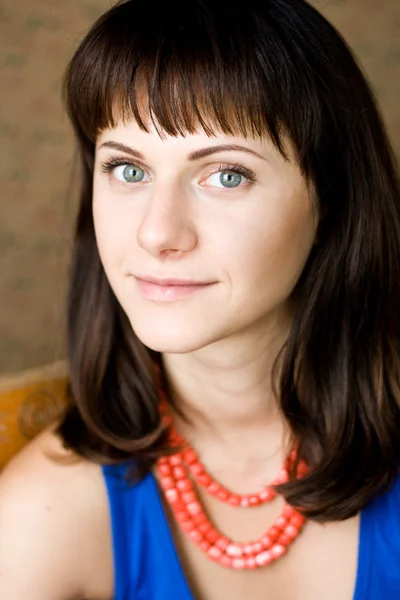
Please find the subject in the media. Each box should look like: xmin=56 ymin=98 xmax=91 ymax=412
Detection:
xmin=97 ymin=141 xmax=267 ymax=162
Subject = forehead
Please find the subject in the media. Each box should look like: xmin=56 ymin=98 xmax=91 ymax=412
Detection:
xmin=95 ymin=117 xmax=294 ymax=163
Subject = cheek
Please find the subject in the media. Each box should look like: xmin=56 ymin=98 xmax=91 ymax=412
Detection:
xmin=92 ymin=197 xmax=131 ymax=281
xmin=226 ymin=191 xmax=316 ymax=294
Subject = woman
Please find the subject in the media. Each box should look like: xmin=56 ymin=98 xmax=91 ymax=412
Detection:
xmin=1 ymin=0 xmax=399 ymax=598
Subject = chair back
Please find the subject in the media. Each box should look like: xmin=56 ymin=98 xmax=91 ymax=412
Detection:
xmin=0 ymin=361 xmax=69 ymax=470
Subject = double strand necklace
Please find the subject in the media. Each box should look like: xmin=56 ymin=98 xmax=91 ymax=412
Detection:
xmin=156 ymin=412 xmax=308 ymax=570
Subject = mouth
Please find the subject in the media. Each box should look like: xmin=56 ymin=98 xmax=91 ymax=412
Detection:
xmin=132 ymin=274 xmax=216 ymax=302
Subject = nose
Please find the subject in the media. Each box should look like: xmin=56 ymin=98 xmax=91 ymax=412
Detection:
xmin=137 ymin=183 xmax=197 ymax=259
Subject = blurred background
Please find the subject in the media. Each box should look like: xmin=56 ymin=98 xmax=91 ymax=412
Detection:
xmin=0 ymin=0 xmax=399 ymax=375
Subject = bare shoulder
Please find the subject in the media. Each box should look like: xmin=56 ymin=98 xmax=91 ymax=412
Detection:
xmin=0 ymin=428 xmax=114 ymax=600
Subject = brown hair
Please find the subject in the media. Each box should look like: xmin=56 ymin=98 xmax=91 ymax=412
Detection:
xmin=57 ymin=0 xmax=400 ymax=521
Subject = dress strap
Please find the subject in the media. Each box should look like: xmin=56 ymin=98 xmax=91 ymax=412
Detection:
xmin=102 ymin=464 xmax=132 ymax=600
xmin=102 ymin=464 xmax=194 ymax=599
xmin=353 ymin=473 xmax=400 ymax=599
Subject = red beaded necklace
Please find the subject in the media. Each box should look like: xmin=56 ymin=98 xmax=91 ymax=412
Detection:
xmin=156 ymin=407 xmax=308 ymax=570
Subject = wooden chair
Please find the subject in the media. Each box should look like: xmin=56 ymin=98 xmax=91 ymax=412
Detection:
xmin=0 ymin=361 xmax=69 ymax=470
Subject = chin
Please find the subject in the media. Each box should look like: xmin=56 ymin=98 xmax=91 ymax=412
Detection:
xmin=128 ymin=315 xmax=219 ymax=354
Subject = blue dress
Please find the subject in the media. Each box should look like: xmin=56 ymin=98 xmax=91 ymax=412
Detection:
xmin=102 ymin=465 xmax=400 ymax=599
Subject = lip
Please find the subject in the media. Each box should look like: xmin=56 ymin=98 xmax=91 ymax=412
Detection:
xmin=132 ymin=274 xmax=216 ymax=302
xmin=134 ymin=274 xmax=212 ymax=286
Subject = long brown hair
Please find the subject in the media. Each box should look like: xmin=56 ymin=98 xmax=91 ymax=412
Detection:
xmin=57 ymin=0 xmax=400 ymax=521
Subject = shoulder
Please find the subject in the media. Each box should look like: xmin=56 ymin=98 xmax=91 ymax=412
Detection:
xmin=0 ymin=428 xmax=114 ymax=600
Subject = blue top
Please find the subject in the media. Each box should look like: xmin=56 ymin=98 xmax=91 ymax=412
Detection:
xmin=102 ymin=465 xmax=400 ymax=599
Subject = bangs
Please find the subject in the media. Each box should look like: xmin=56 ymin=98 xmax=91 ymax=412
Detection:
xmin=64 ymin=0 xmax=327 ymax=170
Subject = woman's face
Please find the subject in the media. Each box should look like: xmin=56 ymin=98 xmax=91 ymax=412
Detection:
xmin=93 ymin=119 xmax=317 ymax=353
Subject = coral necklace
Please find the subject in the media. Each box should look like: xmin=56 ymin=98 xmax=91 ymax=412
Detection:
xmin=156 ymin=414 xmax=308 ymax=570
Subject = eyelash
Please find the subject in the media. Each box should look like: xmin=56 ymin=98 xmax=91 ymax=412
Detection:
xmin=99 ymin=156 xmax=257 ymax=186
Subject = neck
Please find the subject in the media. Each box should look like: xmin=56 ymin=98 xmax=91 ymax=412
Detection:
xmin=161 ymin=311 xmax=293 ymax=470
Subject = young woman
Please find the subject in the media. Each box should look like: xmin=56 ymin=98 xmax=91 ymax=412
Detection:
xmin=1 ymin=0 xmax=399 ymax=598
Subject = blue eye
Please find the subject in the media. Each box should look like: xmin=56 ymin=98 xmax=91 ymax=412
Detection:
xmin=203 ymin=162 xmax=256 ymax=190
xmin=115 ymin=164 xmax=145 ymax=183
xmin=100 ymin=159 xmax=149 ymax=184
xmin=206 ymin=169 xmax=249 ymax=189
xmin=218 ymin=171 xmax=242 ymax=188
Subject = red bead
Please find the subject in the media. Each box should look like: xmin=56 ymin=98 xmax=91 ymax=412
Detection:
xmin=251 ymin=542 xmax=263 ymax=554
xmin=206 ymin=529 xmax=220 ymax=544
xmin=259 ymin=488 xmax=275 ymax=502
xmin=173 ymin=466 xmax=186 ymax=480
xmin=187 ymin=501 xmax=202 ymax=516
xmin=158 ymin=464 xmax=171 ymax=476
xmin=207 ymin=481 xmax=220 ymax=494
xmin=181 ymin=491 xmax=197 ymax=504
xmin=216 ymin=489 xmax=230 ymax=502
xmin=196 ymin=473 xmax=212 ymax=487
xmin=165 ymin=488 xmax=179 ymax=503
xmin=275 ymin=516 xmax=288 ymax=530
xmin=208 ymin=546 xmax=222 ymax=560
xmin=260 ymin=535 xmax=272 ymax=550
xmin=183 ymin=449 xmax=198 ymax=465
xmin=226 ymin=543 xmax=243 ymax=557
xmin=171 ymin=500 xmax=186 ymax=513
xmin=160 ymin=476 xmax=175 ymax=490
xmin=199 ymin=540 xmax=211 ymax=552
xmin=245 ymin=557 xmax=257 ymax=569
xmin=168 ymin=455 xmax=183 ymax=466
xmin=290 ymin=513 xmax=306 ymax=528
xmin=279 ymin=533 xmax=292 ymax=547
xmin=216 ymin=537 xmax=229 ymax=551
xmin=243 ymin=544 xmax=254 ymax=556
xmin=248 ymin=495 xmax=261 ymax=506
xmin=268 ymin=526 xmax=281 ymax=542
xmin=240 ymin=497 xmax=250 ymax=507
xmin=284 ymin=525 xmax=299 ymax=540
xmin=282 ymin=504 xmax=295 ymax=519
xmin=181 ymin=520 xmax=194 ymax=533
xmin=255 ymin=551 xmax=272 ymax=567
xmin=192 ymin=513 xmax=207 ymax=526
xmin=232 ymin=558 xmax=246 ymax=569
xmin=169 ymin=432 xmax=182 ymax=446
xmin=190 ymin=462 xmax=204 ymax=476
xmin=271 ymin=544 xmax=287 ymax=560
xmin=228 ymin=494 xmax=241 ymax=506
xmin=188 ymin=529 xmax=203 ymax=543
xmin=176 ymin=478 xmax=194 ymax=492
xmin=198 ymin=522 xmax=212 ymax=534
xmin=175 ymin=511 xmax=189 ymax=523
xmin=219 ymin=555 xmax=233 ymax=568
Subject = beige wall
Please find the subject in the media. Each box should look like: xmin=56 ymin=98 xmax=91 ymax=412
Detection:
xmin=0 ymin=0 xmax=399 ymax=374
